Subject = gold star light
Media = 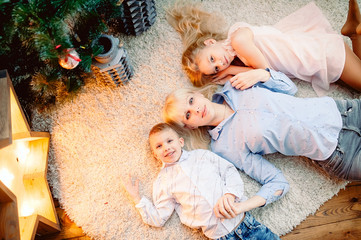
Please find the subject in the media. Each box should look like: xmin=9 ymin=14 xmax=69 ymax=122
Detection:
xmin=0 ymin=70 xmax=60 ymax=240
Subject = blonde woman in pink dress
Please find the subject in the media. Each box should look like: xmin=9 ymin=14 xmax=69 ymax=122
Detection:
xmin=167 ymin=0 xmax=361 ymax=96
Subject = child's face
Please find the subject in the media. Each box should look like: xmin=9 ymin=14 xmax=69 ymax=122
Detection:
xmin=149 ymin=128 xmax=184 ymax=164
xmin=196 ymin=39 xmax=234 ymax=75
xmin=177 ymin=91 xmax=216 ymax=129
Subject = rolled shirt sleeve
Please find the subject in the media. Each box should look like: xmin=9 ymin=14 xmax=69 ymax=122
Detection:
xmin=257 ymin=68 xmax=298 ymax=95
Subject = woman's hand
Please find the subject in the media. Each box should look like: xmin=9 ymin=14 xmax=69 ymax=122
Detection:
xmin=231 ymin=195 xmax=267 ymax=215
xmin=212 ymin=66 xmax=255 ymax=85
xmin=230 ymin=68 xmax=270 ymax=90
xmin=214 ymin=193 xmax=236 ymax=219
xmin=122 ymin=174 xmax=141 ymax=204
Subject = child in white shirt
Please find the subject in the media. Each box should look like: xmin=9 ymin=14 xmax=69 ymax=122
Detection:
xmin=122 ymin=123 xmax=281 ymax=240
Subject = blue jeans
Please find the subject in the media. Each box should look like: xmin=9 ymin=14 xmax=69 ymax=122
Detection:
xmin=217 ymin=212 xmax=280 ymax=240
xmin=318 ymin=99 xmax=361 ymax=181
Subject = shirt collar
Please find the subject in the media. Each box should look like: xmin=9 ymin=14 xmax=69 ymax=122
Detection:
xmin=211 ymin=81 xmax=234 ymax=103
xmin=208 ymin=82 xmax=235 ymax=141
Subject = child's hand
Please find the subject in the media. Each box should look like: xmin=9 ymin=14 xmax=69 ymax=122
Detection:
xmin=213 ymin=193 xmax=236 ymax=219
xmin=122 ymin=174 xmax=141 ymax=204
xmin=230 ymin=68 xmax=270 ymax=90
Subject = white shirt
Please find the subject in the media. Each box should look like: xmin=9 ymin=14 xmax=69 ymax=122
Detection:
xmin=135 ymin=149 xmax=247 ymax=239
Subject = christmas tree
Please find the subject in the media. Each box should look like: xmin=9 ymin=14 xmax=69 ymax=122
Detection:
xmin=0 ymin=0 xmax=125 ymax=111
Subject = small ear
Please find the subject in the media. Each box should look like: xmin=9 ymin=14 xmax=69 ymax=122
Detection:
xmin=204 ymin=38 xmax=216 ymax=46
xmin=179 ymin=137 xmax=185 ymax=148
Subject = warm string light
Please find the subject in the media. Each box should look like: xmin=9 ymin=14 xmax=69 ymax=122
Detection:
xmin=16 ymin=140 xmax=36 ymax=217
xmin=20 ymin=200 xmax=35 ymax=217
xmin=0 ymin=168 xmax=14 ymax=189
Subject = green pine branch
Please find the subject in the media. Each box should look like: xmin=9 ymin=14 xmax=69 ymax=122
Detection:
xmin=0 ymin=0 xmax=126 ymax=109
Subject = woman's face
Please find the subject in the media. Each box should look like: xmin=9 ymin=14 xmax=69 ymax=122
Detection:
xmin=177 ymin=92 xmax=216 ymax=129
xmin=196 ymin=39 xmax=234 ymax=75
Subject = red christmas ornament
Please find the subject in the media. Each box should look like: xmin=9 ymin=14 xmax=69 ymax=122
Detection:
xmin=58 ymin=48 xmax=81 ymax=69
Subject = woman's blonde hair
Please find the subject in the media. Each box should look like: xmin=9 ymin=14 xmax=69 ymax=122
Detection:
xmin=166 ymin=1 xmax=228 ymax=87
xmin=162 ymin=84 xmax=219 ymax=150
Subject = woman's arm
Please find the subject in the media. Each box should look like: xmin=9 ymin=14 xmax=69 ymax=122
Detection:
xmin=229 ymin=68 xmax=298 ymax=95
xmin=240 ymin=152 xmax=289 ymax=206
xmin=217 ymin=149 xmax=289 ymax=206
xmin=259 ymin=68 xmax=298 ymax=95
xmin=210 ymin=149 xmax=288 ymax=217
xmin=232 ymin=195 xmax=266 ymax=215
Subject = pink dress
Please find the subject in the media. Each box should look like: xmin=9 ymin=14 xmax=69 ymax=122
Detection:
xmin=225 ymin=2 xmax=345 ymax=96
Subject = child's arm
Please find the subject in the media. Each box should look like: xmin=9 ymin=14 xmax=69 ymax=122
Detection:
xmin=230 ymin=27 xmax=269 ymax=70
xmin=122 ymin=174 xmax=175 ymax=227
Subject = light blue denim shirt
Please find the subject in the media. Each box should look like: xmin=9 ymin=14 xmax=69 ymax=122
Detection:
xmin=209 ymin=69 xmax=342 ymax=205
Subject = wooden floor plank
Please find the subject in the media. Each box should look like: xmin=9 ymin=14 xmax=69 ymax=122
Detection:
xmin=288 ymin=182 xmax=361 ymax=229
xmin=281 ymin=218 xmax=361 ymax=240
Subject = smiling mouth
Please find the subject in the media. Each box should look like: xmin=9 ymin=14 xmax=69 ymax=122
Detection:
xmin=165 ymin=151 xmax=174 ymax=157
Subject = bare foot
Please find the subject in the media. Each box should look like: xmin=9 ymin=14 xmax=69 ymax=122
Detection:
xmin=341 ymin=0 xmax=361 ymax=37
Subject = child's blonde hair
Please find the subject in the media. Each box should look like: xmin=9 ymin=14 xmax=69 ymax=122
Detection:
xmin=149 ymin=122 xmax=196 ymax=151
xmin=166 ymin=1 xmax=228 ymax=87
xmin=162 ymin=84 xmax=219 ymax=150
xmin=149 ymin=122 xmax=179 ymax=138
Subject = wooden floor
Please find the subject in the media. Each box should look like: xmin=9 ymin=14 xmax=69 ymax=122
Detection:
xmin=36 ymin=182 xmax=361 ymax=240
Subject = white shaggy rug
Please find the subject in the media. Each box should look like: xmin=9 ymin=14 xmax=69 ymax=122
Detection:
xmin=31 ymin=0 xmax=360 ymax=239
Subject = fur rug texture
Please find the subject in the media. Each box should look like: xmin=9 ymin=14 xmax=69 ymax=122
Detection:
xmin=31 ymin=0 xmax=361 ymax=239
